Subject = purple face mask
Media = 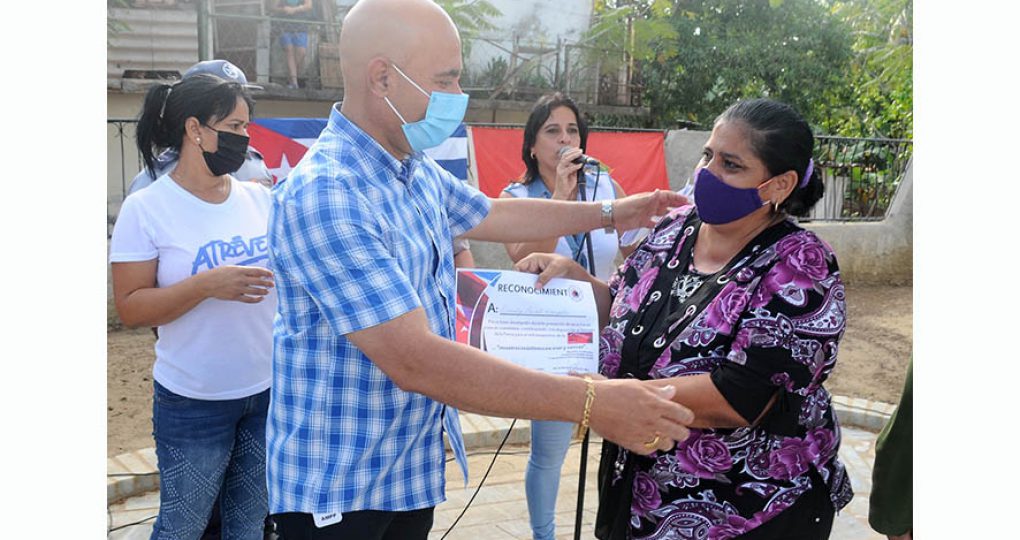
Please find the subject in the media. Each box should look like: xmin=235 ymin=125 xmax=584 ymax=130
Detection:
xmin=693 ymin=167 xmax=769 ymax=225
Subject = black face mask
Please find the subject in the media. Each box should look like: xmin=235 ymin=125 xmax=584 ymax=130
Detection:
xmin=200 ymin=126 xmax=249 ymax=176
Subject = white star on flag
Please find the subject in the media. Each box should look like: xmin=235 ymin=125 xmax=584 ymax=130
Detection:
xmin=269 ymin=153 xmax=294 ymax=183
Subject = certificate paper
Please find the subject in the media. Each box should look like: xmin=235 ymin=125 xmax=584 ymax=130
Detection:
xmin=455 ymin=269 xmax=599 ymax=375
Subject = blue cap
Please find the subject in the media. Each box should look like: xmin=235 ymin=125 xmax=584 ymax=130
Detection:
xmin=183 ymin=59 xmax=263 ymax=90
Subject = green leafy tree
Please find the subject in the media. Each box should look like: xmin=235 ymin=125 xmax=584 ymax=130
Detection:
xmin=435 ymin=0 xmax=502 ymax=38
xmin=580 ymin=0 xmax=910 ymax=138
xmin=435 ymin=0 xmax=503 ymax=85
xmin=824 ymin=0 xmax=912 ymax=138
xmin=633 ymin=0 xmax=855 ymax=129
xmin=583 ymin=0 xmax=680 ymax=75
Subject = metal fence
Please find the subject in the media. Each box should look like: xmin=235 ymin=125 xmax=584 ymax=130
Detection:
xmin=106 ymin=118 xmax=912 ymax=235
xmin=460 ymin=36 xmax=642 ymax=107
xmin=809 ymin=136 xmax=913 ymax=222
xmin=108 ymin=119 xmax=142 ymax=237
xmin=109 ymin=3 xmax=637 ymax=102
xmin=207 ymin=1 xmax=344 ymax=89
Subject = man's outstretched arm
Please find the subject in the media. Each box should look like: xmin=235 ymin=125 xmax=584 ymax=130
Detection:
xmin=347 ymin=308 xmax=694 ymax=455
xmin=464 ymin=190 xmax=688 ymax=244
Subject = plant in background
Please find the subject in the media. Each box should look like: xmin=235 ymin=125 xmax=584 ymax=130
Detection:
xmin=640 ymin=0 xmax=854 ymax=130
xmin=578 ymin=0 xmax=678 ymax=108
xmin=823 ymin=0 xmax=912 ymax=139
xmin=583 ymin=0 xmax=680 ymax=73
xmin=577 ymin=0 xmax=910 ymax=141
xmin=436 ymin=0 xmax=502 ymax=37
xmin=480 ymin=56 xmax=508 ymax=87
xmin=436 ymin=0 xmax=503 ymax=98
xmin=436 ymin=0 xmax=502 ymax=62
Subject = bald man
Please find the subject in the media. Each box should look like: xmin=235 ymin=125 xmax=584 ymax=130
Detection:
xmin=266 ymin=0 xmax=693 ymax=537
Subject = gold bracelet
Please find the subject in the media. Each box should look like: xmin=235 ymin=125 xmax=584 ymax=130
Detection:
xmin=580 ymin=376 xmax=596 ymax=432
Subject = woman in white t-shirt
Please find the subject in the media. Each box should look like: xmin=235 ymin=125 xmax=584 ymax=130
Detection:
xmin=501 ymin=93 xmax=635 ymax=540
xmin=110 ymin=73 xmax=276 ymax=540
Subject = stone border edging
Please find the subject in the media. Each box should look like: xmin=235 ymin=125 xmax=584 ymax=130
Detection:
xmin=107 ymin=447 xmax=159 ymax=505
xmin=107 ymin=394 xmax=895 ymax=505
xmin=831 ymin=395 xmax=895 ymax=432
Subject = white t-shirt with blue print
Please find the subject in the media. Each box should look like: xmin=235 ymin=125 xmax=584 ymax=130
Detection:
xmin=110 ymin=174 xmax=276 ymax=400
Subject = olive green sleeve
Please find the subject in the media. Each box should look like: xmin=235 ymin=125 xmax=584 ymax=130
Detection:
xmin=868 ymin=358 xmax=912 ymax=535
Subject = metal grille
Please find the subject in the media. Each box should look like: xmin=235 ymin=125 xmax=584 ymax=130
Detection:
xmin=809 ymin=136 xmax=913 ymax=222
xmin=208 ymin=0 xmax=344 ymax=89
xmin=461 ymin=35 xmax=640 ymax=107
xmin=107 ymin=119 xmax=143 ymax=238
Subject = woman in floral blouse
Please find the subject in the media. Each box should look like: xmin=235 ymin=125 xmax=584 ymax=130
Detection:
xmin=516 ymin=98 xmax=852 ymax=539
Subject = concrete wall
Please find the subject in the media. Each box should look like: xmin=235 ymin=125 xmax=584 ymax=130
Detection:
xmin=470 ymin=130 xmax=913 ymax=286
xmin=108 ymin=116 xmax=910 ymax=310
xmin=663 ymin=130 xmax=710 ymax=190
xmin=802 ymin=161 xmax=912 ymax=285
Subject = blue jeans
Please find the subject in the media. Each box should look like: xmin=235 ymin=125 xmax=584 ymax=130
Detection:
xmin=150 ymin=381 xmax=270 ymax=540
xmin=525 ymin=420 xmax=574 ymax=540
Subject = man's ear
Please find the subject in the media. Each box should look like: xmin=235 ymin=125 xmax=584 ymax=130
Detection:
xmin=367 ymin=57 xmax=391 ymax=98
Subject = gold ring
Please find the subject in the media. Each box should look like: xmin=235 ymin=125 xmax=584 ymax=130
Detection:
xmin=642 ymin=434 xmax=661 ymax=448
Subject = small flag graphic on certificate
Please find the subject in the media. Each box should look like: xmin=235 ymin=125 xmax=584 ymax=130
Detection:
xmin=567 ymin=332 xmax=594 ymax=344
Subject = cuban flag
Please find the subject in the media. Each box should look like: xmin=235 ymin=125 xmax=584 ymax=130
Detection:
xmin=424 ymin=124 xmax=468 ymax=180
xmin=248 ymin=119 xmax=470 ymax=184
xmin=566 ymin=332 xmax=594 ymax=345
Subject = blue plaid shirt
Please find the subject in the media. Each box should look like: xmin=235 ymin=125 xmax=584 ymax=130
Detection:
xmin=266 ymin=104 xmax=491 ymax=514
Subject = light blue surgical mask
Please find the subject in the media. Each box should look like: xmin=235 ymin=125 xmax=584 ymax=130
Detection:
xmin=383 ymin=63 xmax=469 ymax=153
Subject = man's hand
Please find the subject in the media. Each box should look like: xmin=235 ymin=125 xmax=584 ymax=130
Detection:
xmin=612 ymin=189 xmax=690 ymax=232
xmin=589 ymin=380 xmax=694 ymax=454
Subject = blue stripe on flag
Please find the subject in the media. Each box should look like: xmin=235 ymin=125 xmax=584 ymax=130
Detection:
xmin=253 ymin=118 xmax=328 ymax=139
xmin=434 ymin=159 xmax=467 ymax=181
xmin=424 ymin=124 xmax=468 ymax=181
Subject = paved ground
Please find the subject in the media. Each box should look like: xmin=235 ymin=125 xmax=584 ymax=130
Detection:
xmin=108 ymin=416 xmax=886 ymax=539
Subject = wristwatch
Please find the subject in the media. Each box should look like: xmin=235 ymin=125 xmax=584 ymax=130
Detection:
xmin=601 ymin=200 xmax=615 ymax=233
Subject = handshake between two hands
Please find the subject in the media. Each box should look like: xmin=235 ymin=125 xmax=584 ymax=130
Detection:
xmin=566 ymin=371 xmax=694 ymax=455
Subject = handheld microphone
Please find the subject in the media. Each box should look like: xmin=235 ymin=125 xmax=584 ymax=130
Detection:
xmin=558 ymin=146 xmax=600 ymax=166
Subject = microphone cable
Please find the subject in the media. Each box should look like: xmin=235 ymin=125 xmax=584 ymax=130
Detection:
xmin=444 ymin=160 xmax=604 ymax=540
xmin=572 ymin=163 xmax=599 ymax=540
xmin=572 ymin=165 xmax=602 ymax=267
xmin=440 ymin=418 xmax=517 ymax=539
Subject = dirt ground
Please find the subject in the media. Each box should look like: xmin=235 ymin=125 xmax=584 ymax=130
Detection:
xmin=107 ymin=284 xmax=912 ymax=457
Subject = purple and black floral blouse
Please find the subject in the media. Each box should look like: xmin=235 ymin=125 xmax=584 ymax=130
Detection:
xmin=595 ymin=205 xmax=853 ymax=539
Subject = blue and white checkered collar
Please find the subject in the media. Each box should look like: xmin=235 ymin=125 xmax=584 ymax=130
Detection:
xmin=326 ymin=103 xmax=425 ymax=185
